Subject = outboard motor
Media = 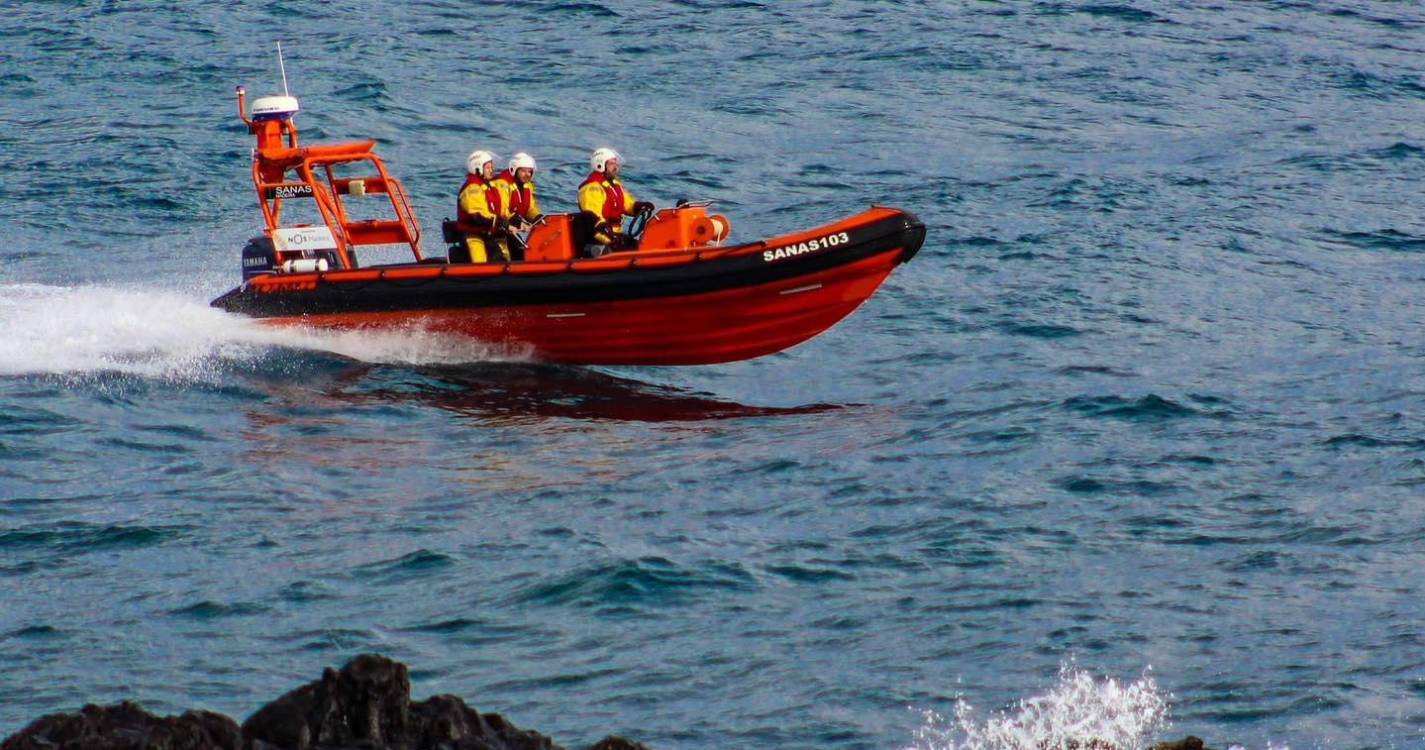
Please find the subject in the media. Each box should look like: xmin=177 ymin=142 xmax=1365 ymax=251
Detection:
xmin=241 ymin=237 xmax=277 ymax=280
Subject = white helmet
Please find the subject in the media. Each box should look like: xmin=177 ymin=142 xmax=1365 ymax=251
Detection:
xmin=509 ymin=152 xmax=536 ymax=174
xmin=590 ymin=147 xmax=621 ymax=173
xmin=466 ymin=149 xmax=496 ymax=175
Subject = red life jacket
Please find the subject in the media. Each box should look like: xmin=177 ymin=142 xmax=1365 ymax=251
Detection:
xmin=456 ymin=174 xmax=502 ymax=232
xmin=496 ymin=169 xmax=535 ymax=218
xmin=511 ymin=181 xmax=535 ymax=218
xmin=580 ymin=171 xmax=627 ymax=224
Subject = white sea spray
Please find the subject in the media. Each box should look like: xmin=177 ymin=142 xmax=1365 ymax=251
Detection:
xmin=0 ymin=283 xmax=526 ymax=380
xmin=904 ymin=665 xmax=1169 ymax=750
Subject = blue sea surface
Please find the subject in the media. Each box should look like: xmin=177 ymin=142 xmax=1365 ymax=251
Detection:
xmin=3 ymin=2 xmax=1425 ymax=749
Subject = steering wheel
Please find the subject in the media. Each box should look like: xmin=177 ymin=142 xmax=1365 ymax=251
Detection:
xmin=624 ymin=203 xmax=655 ymax=242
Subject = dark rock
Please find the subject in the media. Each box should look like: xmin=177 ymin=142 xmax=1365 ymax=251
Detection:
xmin=1038 ymin=737 xmax=1215 ymax=750
xmin=240 ymin=654 xmax=559 ymax=750
xmin=586 ymin=738 xmax=652 ymax=750
xmin=406 ymin=694 xmax=558 ymax=750
xmin=242 ymin=655 xmax=414 ymax=749
xmin=3 ymin=655 xmax=608 ymax=750
xmin=0 ymin=701 xmax=242 ymax=750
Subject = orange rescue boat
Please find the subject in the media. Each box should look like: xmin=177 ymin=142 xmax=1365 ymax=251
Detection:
xmin=210 ymin=87 xmax=925 ymax=366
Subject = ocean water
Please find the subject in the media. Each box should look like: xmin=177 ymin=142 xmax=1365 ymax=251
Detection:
xmin=3 ymin=2 xmax=1425 ymax=749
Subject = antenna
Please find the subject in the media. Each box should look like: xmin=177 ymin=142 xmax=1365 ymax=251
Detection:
xmin=277 ymin=41 xmax=290 ymax=96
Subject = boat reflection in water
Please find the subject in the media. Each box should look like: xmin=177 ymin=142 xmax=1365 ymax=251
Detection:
xmin=235 ymin=359 xmax=854 ymax=497
xmin=334 ymin=363 xmax=847 ymax=424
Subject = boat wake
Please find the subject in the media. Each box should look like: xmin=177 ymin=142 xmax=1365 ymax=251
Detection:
xmin=902 ymin=665 xmax=1188 ymax=750
xmin=0 ymin=284 xmax=528 ymax=380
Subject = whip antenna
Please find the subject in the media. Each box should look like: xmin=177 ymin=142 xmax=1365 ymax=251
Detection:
xmin=277 ymin=41 xmax=290 ymax=96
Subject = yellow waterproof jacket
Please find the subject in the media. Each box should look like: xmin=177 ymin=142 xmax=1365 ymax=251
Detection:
xmin=577 ymin=171 xmax=635 ymax=243
xmin=457 ymin=175 xmax=502 ymax=233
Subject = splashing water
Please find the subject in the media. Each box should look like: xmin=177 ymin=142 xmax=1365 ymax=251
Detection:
xmin=0 ymin=284 xmax=528 ymax=380
xmin=905 ymin=665 xmax=1170 ymax=750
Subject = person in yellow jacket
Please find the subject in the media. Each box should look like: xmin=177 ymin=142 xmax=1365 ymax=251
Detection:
xmin=577 ymin=147 xmax=653 ymax=257
xmin=492 ymin=152 xmax=542 ymax=261
xmin=455 ymin=149 xmax=510 ymax=263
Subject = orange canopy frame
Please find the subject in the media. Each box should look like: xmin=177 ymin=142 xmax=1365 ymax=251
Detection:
xmin=236 ymin=86 xmax=421 ymax=269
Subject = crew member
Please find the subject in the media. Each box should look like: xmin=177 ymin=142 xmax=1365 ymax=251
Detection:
xmin=493 ymin=152 xmax=541 ymax=261
xmin=456 ymin=149 xmax=510 ymax=263
xmin=577 ymin=147 xmax=653 ymax=257
xmin=495 ymin=152 xmax=543 ymax=230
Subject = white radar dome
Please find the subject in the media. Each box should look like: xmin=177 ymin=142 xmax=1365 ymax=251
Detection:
xmin=251 ymin=95 xmax=300 ymax=122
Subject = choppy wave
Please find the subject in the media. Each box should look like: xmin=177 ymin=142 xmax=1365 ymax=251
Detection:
xmin=515 ymin=556 xmax=758 ymax=609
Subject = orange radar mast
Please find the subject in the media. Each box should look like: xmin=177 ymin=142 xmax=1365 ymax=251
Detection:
xmin=238 ymin=43 xmax=300 ymax=155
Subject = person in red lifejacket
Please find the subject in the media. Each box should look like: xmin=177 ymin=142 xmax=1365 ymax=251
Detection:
xmin=456 ymin=149 xmax=510 ymax=263
xmin=494 ymin=152 xmax=542 ymax=230
xmin=492 ymin=152 xmax=542 ymax=261
xmin=577 ymin=147 xmax=653 ymax=257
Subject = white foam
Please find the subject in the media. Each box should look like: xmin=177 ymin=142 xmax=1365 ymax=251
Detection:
xmin=0 ymin=284 xmax=525 ymax=380
xmin=903 ymin=665 xmax=1170 ymax=750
